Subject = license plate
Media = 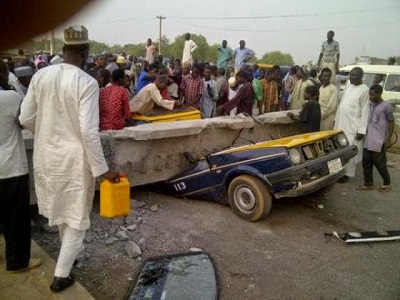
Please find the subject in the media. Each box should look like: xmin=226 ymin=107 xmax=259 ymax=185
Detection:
xmin=328 ymin=158 xmax=342 ymax=174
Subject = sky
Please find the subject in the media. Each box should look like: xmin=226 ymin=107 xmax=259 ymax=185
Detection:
xmin=54 ymin=0 xmax=400 ymax=65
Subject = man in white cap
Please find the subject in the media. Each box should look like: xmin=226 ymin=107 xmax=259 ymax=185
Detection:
xmin=0 ymin=59 xmax=42 ymax=274
xmin=14 ymin=66 xmax=34 ymax=96
xmin=19 ymin=25 xmax=119 ymax=293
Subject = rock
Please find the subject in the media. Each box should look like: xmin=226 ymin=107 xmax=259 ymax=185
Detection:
xmin=125 ymin=241 xmax=142 ymax=258
xmin=125 ymin=215 xmax=142 ymax=225
xmin=109 ymin=226 xmax=118 ymax=235
xmin=127 ymin=224 xmax=138 ymax=231
xmin=116 ymin=230 xmax=129 ymax=241
xmin=105 ymin=236 xmax=119 ymax=245
xmin=317 ymin=204 xmax=324 ymax=209
xmin=134 ymin=217 xmax=143 ymax=225
xmin=190 ymin=247 xmax=203 ymax=252
xmin=84 ymin=235 xmax=94 ymax=243
xmin=131 ymin=199 xmax=146 ymax=209
xmin=150 ymin=205 xmax=159 ymax=212
xmin=119 ymin=226 xmax=128 ymax=231
xmin=111 ymin=217 xmax=125 ymax=226
xmin=138 ymin=238 xmax=145 ymax=247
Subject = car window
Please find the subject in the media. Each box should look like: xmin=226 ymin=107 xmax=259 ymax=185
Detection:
xmin=385 ymin=74 xmax=400 ymax=92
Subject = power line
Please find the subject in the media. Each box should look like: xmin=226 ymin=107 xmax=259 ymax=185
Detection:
xmin=170 ymin=18 xmax=400 ymax=33
xmin=166 ymin=6 xmax=400 ymax=20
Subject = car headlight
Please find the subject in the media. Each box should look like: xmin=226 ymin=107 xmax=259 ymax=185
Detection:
xmin=289 ymin=148 xmax=302 ymax=165
xmin=337 ymin=133 xmax=348 ymax=148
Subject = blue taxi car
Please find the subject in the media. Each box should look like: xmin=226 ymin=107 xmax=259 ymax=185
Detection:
xmin=156 ymin=130 xmax=357 ymax=221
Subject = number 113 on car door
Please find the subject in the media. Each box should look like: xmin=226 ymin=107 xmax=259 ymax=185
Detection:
xmin=174 ymin=182 xmax=187 ymax=191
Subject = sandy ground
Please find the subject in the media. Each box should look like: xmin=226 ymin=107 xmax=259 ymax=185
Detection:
xmin=32 ymin=152 xmax=400 ymax=299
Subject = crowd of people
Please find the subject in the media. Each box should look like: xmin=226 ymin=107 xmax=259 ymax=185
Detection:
xmin=0 ymin=25 xmax=396 ymax=294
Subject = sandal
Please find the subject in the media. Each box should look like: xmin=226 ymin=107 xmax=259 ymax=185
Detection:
xmin=378 ymin=185 xmax=391 ymax=193
xmin=356 ymin=185 xmax=374 ymax=191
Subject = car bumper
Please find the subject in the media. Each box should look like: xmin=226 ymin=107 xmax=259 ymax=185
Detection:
xmin=265 ymin=145 xmax=358 ymax=198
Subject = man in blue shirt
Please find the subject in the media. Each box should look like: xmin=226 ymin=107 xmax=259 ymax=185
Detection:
xmin=233 ymin=40 xmax=254 ymax=72
xmin=357 ymin=84 xmax=394 ymax=192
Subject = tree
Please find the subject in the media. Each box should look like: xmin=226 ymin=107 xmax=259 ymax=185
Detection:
xmin=206 ymin=44 xmax=220 ymax=63
xmin=258 ymin=51 xmax=294 ymax=66
xmin=89 ymin=41 xmax=110 ymax=55
xmin=123 ymin=43 xmax=145 ymax=58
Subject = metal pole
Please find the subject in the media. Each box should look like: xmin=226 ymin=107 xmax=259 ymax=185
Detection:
xmin=156 ymin=16 xmax=166 ymax=55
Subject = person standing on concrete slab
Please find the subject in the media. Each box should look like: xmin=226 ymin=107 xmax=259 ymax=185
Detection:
xmin=317 ymin=30 xmax=340 ymax=82
xmin=0 ymin=59 xmax=42 ymax=273
xmin=233 ymin=40 xmax=254 ymax=72
xmin=19 ymin=25 xmax=119 ymax=293
xmin=182 ymin=33 xmax=198 ymax=65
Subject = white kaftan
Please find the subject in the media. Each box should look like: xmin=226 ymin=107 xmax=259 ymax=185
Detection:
xmin=319 ymin=83 xmax=338 ymax=130
xmin=182 ymin=39 xmax=198 ymax=64
xmin=334 ymin=83 xmax=370 ymax=177
xmin=19 ymin=64 xmax=108 ymax=230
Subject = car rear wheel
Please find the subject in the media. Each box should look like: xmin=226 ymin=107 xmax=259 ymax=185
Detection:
xmin=228 ymin=175 xmax=272 ymax=221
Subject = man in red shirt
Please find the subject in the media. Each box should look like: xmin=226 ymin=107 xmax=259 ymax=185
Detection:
xmin=99 ymin=69 xmax=131 ymax=130
xmin=179 ymin=64 xmax=203 ymax=109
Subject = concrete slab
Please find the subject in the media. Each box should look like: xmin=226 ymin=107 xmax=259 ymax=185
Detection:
xmin=0 ymin=237 xmax=94 ymax=300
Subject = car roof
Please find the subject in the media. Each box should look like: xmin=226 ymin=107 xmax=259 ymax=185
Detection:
xmin=340 ymin=65 xmax=400 ymax=74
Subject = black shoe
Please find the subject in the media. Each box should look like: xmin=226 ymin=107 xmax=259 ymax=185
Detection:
xmin=50 ymin=275 xmax=75 ymax=293
xmin=337 ymin=175 xmax=349 ymax=183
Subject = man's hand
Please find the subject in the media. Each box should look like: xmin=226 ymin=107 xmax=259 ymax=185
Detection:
xmin=102 ymin=171 xmax=120 ymax=183
xmin=174 ymin=100 xmax=182 ymax=107
xmin=356 ymin=133 xmax=365 ymax=140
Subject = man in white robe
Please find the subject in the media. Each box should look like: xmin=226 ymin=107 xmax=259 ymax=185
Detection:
xmin=130 ymin=75 xmax=177 ymax=114
xmin=319 ymin=68 xmax=338 ymax=130
xmin=334 ymin=67 xmax=370 ymax=182
xmin=182 ymin=33 xmax=198 ymax=64
xmin=19 ymin=25 xmax=118 ymax=293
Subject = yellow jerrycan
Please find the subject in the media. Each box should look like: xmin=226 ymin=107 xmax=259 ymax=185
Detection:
xmin=100 ymin=173 xmax=131 ymax=218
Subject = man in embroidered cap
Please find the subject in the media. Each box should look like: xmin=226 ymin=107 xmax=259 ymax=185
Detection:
xmin=19 ymin=25 xmax=119 ymax=293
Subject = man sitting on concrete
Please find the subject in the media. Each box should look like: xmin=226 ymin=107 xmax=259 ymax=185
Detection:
xmin=130 ymin=74 xmax=180 ymax=115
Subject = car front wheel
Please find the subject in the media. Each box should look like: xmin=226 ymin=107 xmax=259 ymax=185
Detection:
xmin=228 ymin=175 xmax=272 ymax=222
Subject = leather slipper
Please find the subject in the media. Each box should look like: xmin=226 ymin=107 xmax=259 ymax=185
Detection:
xmin=356 ymin=185 xmax=374 ymax=191
xmin=50 ymin=275 xmax=75 ymax=293
xmin=378 ymin=185 xmax=391 ymax=193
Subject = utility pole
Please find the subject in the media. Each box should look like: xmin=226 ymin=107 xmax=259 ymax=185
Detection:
xmin=156 ymin=16 xmax=166 ymax=55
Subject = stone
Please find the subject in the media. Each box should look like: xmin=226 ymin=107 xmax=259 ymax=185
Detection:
xmin=125 ymin=241 xmax=142 ymax=258
xmin=84 ymin=235 xmax=94 ymax=243
xmin=127 ymin=224 xmax=138 ymax=231
xmin=190 ymin=247 xmax=203 ymax=252
xmin=105 ymin=236 xmax=119 ymax=245
xmin=131 ymin=199 xmax=146 ymax=209
xmin=111 ymin=217 xmax=125 ymax=226
xmin=150 ymin=205 xmax=159 ymax=212
xmin=119 ymin=226 xmax=128 ymax=231
xmin=116 ymin=230 xmax=129 ymax=241
xmin=138 ymin=238 xmax=145 ymax=247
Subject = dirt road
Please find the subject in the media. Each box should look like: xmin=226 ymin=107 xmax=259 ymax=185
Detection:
xmin=32 ymin=160 xmax=400 ymax=300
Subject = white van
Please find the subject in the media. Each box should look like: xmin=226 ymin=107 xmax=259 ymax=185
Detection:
xmin=339 ymin=65 xmax=400 ymax=100
xmin=340 ymin=65 xmax=400 ymax=152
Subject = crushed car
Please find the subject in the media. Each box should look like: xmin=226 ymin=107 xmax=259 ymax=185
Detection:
xmin=156 ymin=130 xmax=358 ymax=222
